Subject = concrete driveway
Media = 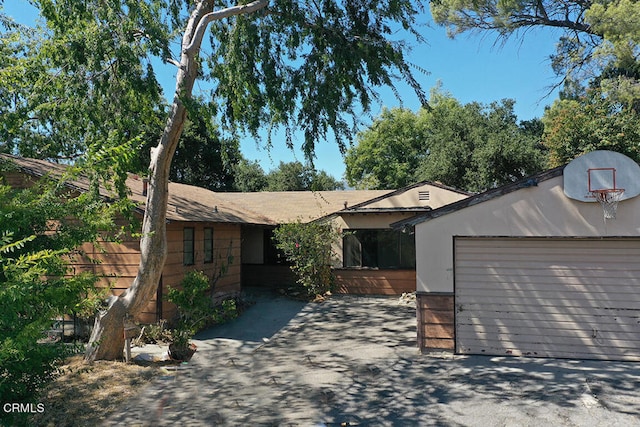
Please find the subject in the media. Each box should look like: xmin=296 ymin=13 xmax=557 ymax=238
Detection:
xmin=108 ymin=290 xmax=640 ymax=426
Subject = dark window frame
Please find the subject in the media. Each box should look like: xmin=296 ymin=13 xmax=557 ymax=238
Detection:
xmin=204 ymin=227 xmax=214 ymax=263
xmin=183 ymin=227 xmax=195 ymax=266
xmin=342 ymin=229 xmax=415 ymax=269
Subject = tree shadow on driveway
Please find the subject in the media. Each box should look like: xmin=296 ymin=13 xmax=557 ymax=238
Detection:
xmin=106 ymin=293 xmax=640 ymax=426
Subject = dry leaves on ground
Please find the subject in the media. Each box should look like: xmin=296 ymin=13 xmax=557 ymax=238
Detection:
xmin=29 ymin=355 xmax=162 ymax=427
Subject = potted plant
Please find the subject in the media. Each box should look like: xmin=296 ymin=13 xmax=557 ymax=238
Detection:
xmin=166 ymin=271 xmax=212 ymax=361
xmin=168 ymin=324 xmax=197 ymax=361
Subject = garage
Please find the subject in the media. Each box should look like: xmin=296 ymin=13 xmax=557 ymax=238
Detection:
xmin=395 ymin=150 xmax=640 ymax=360
xmin=455 ymin=237 xmax=640 ymax=361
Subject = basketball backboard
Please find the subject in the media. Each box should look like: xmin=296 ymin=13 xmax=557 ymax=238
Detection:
xmin=563 ymin=150 xmax=640 ymax=202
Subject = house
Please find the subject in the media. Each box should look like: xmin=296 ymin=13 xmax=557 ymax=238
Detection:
xmin=394 ymin=150 xmax=640 ymax=361
xmin=1 ymin=154 xmax=470 ymax=325
xmin=215 ymin=182 xmax=470 ymax=294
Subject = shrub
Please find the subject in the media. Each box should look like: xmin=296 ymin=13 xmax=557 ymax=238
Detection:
xmin=272 ymin=221 xmax=341 ymax=298
xmin=0 ymin=176 xmax=119 ymax=409
xmin=0 ymin=233 xmax=98 ymax=405
xmin=166 ymin=270 xmax=212 ymax=347
xmin=165 ymin=271 xmax=241 ymax=347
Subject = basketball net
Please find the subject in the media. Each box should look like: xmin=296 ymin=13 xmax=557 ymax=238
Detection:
xmin=591 ymin=189 xmax=625 ymax=219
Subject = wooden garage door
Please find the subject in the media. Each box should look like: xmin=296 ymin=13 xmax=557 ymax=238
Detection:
xmin=455 ymin=237 xmax=640 ymax=361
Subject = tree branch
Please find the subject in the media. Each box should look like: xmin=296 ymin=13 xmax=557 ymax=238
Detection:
xmin=184 ymin=0 xmax=269 ymax=54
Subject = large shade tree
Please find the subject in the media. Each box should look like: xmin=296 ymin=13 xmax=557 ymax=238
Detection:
xmin=265 ymin=161 xmax=344 ymax=191
xmin=3 ymin=1 xmax=429 ymax=361
xmin=415 ymin=95 xmax=545 ymax=192
xmin=345 ymin=107 xmax=430 ymax=189
xmin=345 ymin=90 xmax=546 ymax=192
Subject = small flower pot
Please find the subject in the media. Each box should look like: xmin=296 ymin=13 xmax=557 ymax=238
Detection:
xmin=168 ymin=342 xmax=197 ymax=361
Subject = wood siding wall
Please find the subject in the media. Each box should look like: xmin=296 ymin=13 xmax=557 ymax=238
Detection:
xmin=416 ymin=293 xmax=455 ymax=352
xmin=76 ymin=235 xmax=143 ymax=312
xmin=333 ymin=269 xmax=415 ymax=295
xmin=73 ymin=222 xmax=241 ymax=324
xmin=455 ymin=237 xmax=640 ymax=361
xmin=161 ymin=223 xmax=242 ymax=323
xmin=2 ymin=171 xmax=37 ymax=189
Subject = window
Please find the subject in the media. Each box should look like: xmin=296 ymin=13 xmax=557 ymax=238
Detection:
xmin=183 ymin=227 xmax=195 ymax=266
xmin=204 ymin=228 xmax=213 ymax=263
xmin=343 ymin=229 xmax=415 ymax=269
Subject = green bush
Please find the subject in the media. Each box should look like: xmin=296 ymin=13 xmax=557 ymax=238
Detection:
xmin=166 ymin=271 xmax=240 ymax=347
xmin=0 ymin=176 xmax=120 ymax=410
xmin=166 ymin=270 xmax=212 ymax=347
xmin=272 ymin=221 xmax=341 ymax=297
xmin=0 ymin=233 xmax=97 ymax=404
xmin=214 ymin=299 xmax=239 ymax=324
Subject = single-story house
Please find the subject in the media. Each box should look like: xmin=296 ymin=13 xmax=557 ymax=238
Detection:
xmin=1 ymin=154 xmax=469 ymax=324
xmin=394 ymin=150 xmax=640 ymax=361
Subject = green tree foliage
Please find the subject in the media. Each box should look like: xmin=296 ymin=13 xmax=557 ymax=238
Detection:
xmin=0 ymin=173 xmax=118 ymax=405
xmin=542 ymin=91 xmax=640 ymax=167
xmin=417 ymin=96 xmax=546 ymax=192
xmin=2 ymin=0 xmax=428 ymax=164
xmin=265 ymin=161 xmax=344 ymax=191
xmin=233 ymin=159 xmax=343 ymax=192
xmin=0 ymin=1 xmax=166 ymax=176
xmin=272 ymin=221 xmax=340 ymax=298
xmin=345 ymin=91 xmax=546 ymax=192
xmin=233 ymin=159 xmax=268 ymax=192
xmin=345 ymin=107 xmax=429 ymax=189
xmin=431 ymin=0 xmax=640 ymax=168
xmin=134 ymin=110 xmax=243 ymax=191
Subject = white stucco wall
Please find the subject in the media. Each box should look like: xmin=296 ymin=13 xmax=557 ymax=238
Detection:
xmin=415 ymin=175 xmax=640 ymax=293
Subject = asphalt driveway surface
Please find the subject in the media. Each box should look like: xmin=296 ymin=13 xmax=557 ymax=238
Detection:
xmin=107 ymin=290 xmax=640 ymax=426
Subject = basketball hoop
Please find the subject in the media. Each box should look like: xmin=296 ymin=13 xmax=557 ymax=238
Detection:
xmin=590 ymin=188 xmax=625 ymax=219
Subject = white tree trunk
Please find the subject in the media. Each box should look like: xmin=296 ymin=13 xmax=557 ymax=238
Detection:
xmin=85 ymin=0 xmax=268 ymax=362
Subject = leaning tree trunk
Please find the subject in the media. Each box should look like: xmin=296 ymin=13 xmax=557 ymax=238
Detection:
xmin=85 ymin=0 xmax=269 ymax=362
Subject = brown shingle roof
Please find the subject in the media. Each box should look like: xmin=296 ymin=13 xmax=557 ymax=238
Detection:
xmin=213 ymin=190 xmax=392 ymax=224
xmin=1 ymin=154 xmax=390 ymax=225
xmin=0 ymin=154 xmax=271 ymax=224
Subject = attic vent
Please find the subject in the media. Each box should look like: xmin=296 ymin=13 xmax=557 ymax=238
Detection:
xmin=418 ymin=190 xmax=430 ymax=201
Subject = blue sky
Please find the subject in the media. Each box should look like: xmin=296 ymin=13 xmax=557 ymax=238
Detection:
xmin=241 ymin=23 xmax=563 ymax=180
xmin=4 ymin=2 xmax=562 ymax=181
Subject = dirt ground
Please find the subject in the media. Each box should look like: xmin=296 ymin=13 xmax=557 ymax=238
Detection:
xmin=23 ymin=356 xmax=163 ymax=427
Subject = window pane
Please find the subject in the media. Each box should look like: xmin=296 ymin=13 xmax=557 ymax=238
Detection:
xmin=359 ymin=230 xmax=378 ymax=267
xmin=377 ymin=230 xmax=400 ymax=268
xmin=183 ymin=227 xmax=195 ymax=266
xmin=399 ymin=231 xmax=416 ymax=268
xmin=343 ymin=234 xmax=362 ymax=267
xmin=204 ymin=228 xmax=213 ymax=263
